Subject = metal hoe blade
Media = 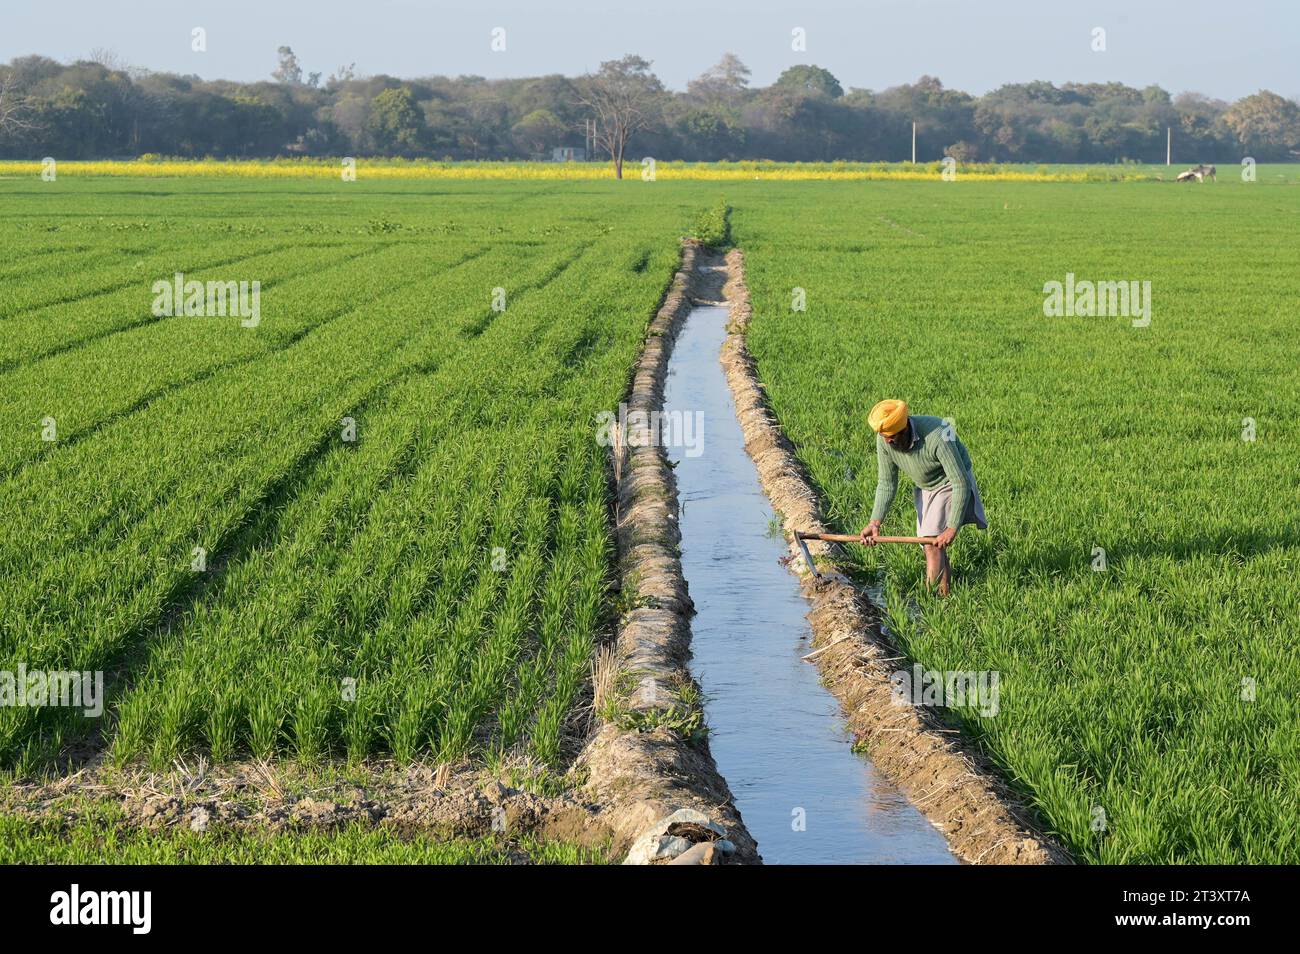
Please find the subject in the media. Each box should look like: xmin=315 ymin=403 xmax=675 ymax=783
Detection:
xmin=794 ymin=531 xmax=822 ymax=579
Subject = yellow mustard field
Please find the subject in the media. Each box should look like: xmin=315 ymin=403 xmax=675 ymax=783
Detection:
xmin=0 ymin=157 xmax=1165 ymax=182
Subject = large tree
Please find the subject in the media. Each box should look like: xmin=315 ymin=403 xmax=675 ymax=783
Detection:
xmin=1223 ymin=90 xmax=1300 ymax=158
xmin=512 ymin=108 xmax=566 ymax=157
xmin=774 ymin=65 xmax=843 ymax=99
xmin=0 ymin=72 xmax=39 ymax=140
xmin=368 ymin=86 xmax=425 ymax=155
xmin=576 ymin=55 xmax=664 ymax=178
xmin=687 ymin=53 xmax=751 ymax=107
xmin=272 ymin=46 xmax=303 ymax=86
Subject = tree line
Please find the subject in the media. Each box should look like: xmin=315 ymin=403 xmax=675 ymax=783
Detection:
xmin=2 ymin=49 xmax=1297 ymax=170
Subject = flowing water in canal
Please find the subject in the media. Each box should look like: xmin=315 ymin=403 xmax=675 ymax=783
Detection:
xmin=664 ymin=302 xmax=955 ymax=865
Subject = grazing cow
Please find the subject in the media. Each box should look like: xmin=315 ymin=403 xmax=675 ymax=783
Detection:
xmin=1176 ymin=163 xmax=1217 ymax=182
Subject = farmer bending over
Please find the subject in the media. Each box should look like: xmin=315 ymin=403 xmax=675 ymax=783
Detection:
xmin=859 ymin=399 xmax=987 ymax=596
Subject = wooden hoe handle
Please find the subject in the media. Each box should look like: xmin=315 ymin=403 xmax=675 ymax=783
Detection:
xmin=797 ymin=531 xmax=938 ymax=546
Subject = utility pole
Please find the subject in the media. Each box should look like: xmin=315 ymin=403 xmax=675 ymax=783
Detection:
xmin=912 ymin=122 xmax=917 ymax=164
xmin=1166 ymin=127 xmax=1171 ymax=165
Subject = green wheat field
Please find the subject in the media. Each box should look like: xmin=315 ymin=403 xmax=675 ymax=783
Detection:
xmin=1 ymin=170 xmax=1297 ymax=862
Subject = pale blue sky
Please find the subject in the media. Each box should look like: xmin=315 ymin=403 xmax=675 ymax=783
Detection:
xmin=3 ymin=0 xmax=1296 ymax=99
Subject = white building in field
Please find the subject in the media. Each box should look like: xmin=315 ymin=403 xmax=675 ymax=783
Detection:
xmin=551 ymin=146 xmax=586 ymax=162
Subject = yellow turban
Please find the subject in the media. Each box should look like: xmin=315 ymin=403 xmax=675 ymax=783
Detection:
xmin=868 ymin=399 xmax=909 ymax=436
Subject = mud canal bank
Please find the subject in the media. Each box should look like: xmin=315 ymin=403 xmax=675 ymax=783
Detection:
xmin=664 ymin=290 xmax=955 ymax=864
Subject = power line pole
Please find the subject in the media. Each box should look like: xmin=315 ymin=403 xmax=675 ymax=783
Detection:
xmin=1166 ymin=126 xmax=1171 ymax=166
xmin=912 ymin=122 xmax=917 ymax=164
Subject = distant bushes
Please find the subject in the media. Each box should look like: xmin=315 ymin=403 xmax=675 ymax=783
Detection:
xmin=695 ymin=199 xmax=731 ymax=248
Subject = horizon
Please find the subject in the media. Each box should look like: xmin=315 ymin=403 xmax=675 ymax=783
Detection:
xmin=3 ymin=0 xmax=1297 ymax=102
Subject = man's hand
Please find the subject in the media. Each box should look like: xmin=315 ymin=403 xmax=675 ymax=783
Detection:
xmin=860 ymin=520 xmax=882 ymax=546
xmin=933 ymin=526 xmax=958 ymax=550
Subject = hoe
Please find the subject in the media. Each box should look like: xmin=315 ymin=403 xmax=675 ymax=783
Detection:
xmin=793 ymin=530 xmax=936 ymax=580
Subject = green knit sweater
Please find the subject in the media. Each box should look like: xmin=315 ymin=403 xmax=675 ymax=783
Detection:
xmin=869 ymin=415 xmax=974 ymax=530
